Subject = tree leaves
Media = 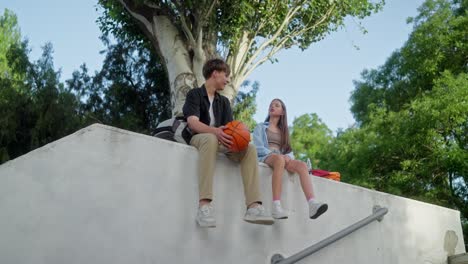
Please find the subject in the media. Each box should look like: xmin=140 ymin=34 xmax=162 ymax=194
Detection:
xmin=330 ymin=0 xmax=467 ymax=246
xmin=290 ymin=113 xmax=333 ymax=164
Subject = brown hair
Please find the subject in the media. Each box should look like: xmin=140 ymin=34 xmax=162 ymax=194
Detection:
xmin=265 ymin=98 xmax=292 ymax=154
xmin=202 ymin=58 xmax=231 ymax=79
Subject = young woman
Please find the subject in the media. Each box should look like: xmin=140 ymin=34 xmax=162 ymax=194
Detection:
xmin=253 ymin=99 xmax=328 ymax=219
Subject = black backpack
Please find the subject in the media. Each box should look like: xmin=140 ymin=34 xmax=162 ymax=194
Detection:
xmin=153 ymin=116 xmax=193 ymax=144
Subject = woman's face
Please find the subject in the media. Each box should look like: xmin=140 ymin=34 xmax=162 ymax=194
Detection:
xmin=269 ymin=100 xmax=284 ymax=117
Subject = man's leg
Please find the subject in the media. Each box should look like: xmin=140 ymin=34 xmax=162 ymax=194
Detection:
xmin=190 ymin=133 xmax=219 ymax=202
xmin=190 ymin=133 xmax=219 ymax=227
xmin=226 ymin=144 xmax=274 ymax=225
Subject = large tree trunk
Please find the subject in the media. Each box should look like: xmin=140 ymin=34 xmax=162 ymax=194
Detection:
xmin=151 ymin=15 xmax=200 ymax=116
xmin=152 ymin=16 xmax=248 ymax=116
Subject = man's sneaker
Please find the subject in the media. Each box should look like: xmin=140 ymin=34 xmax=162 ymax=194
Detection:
xmin=244 ymin=205 xmax=275 ymax=225
xmin=196 ymin=204 xmax=216 ymax=228
xmin=272 ymin=204 xmax=288 ymax=219
xmin=309 ymin=201 xmax=328 ymax=219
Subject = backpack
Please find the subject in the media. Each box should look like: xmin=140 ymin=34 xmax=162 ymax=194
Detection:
xmin=153 ymin=116 xmax=193 ymax=144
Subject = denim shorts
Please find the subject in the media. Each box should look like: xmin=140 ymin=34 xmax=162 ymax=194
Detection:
xmin=259 ymin=149 xmax=281 ymax=163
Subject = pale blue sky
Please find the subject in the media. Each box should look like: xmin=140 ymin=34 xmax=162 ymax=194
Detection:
xmin=1 ymin=0 xmax=425 ymax=133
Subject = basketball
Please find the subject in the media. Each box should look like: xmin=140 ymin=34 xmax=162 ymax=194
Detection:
xmin=223 ymin=120 xmax=251 ymax=152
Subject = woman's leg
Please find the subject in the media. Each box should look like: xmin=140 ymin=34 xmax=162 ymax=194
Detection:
xmin=285 ymin=160 xmax=314 ymax=201
xmin=286 ymin=159 xmax=327 ymax=219
xmin=264 ymin=154 xmax=286 ymax=201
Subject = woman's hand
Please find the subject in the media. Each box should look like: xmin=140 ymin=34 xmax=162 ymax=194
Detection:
xmin=215 ymin=126 xmax=233 ymax=148
xmin=283 ymin=155 xmax=291 ymax=166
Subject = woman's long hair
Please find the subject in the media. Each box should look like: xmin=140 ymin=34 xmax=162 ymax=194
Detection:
xmin=265 ymin=98 xmax=292 ymax=154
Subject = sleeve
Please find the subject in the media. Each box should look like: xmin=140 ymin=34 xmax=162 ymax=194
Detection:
xmin=183 ymin=89 xmax=200 ymax=119
xmin=224 ymin=97 xmax=233 ymax=124
xmin=253 ymin=124 xmax=271 ymax=158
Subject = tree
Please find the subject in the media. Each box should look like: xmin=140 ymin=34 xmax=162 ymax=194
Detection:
xmin=98 ymin=0 xmax=383 ymax=116
xmin=327 ymin=0 xmax=467 ymax=245
xmin=317 ymin=126 xmax=376 ymax=187
xmin=0 ymin=9 xmax=21 ymax=78
xmin=67 ymin=36 xmax=171 ymax=134
xmin=0 ymin=41 xmax=84 ymax=164
xmin=232 ymin=80 xmax=259 ymax=130
xmin=351 ymin=0 xmax=467 ymax=125
xmin=1 ymin=10 xmax=82 ymax=163
xmin=290 ymin=113 xmax=333 ymax=165
xmin=322 ymin=72 xmax=467 ymax=202
xmin=345 ymin=0 xmax=468 ymax=202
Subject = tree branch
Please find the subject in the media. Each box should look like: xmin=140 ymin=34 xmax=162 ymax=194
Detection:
xmin=240 ymin=4 xmax=337 ymax=79
xmin=236 ymin=4 xmax=302 ymax=78
xmin=118 ymin=0 xmax=154 ymax=35
xmin=172 ymin=1 xmax=196 ymax=47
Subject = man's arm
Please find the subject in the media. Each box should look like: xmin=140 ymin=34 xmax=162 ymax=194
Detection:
xmin=187 ymin=115 xmax=218 ymax=134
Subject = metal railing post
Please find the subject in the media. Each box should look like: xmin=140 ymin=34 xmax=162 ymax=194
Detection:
xmin=271 ymin=206 xmax=388 ymax=264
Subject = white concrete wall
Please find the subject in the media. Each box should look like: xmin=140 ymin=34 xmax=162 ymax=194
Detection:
xmin=0 ymin=124 xmax=465 ymax=264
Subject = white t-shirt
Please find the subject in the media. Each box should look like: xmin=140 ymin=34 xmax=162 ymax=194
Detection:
xmin=208 ymin=96 xmax=215 ymax=127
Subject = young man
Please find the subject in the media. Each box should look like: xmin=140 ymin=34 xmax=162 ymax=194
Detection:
xmin=183 ymin=58 xmax=274 ymax=228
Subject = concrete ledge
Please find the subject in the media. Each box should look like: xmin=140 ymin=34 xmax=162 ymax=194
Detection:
xmin=0 ymin=124 xmax=465 ymax=264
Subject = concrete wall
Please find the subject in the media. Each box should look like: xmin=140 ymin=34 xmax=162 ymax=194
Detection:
xmin=0 ymin=124 xmax=465 ymax=264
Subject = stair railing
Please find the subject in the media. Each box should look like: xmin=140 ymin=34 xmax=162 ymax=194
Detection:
xmin=271 ymin=205 xmax=388 ymax=264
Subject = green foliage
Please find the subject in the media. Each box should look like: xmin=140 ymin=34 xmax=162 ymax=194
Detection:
xmin=97 ymin=1 xmax=147 ymax=47
xmin=324 ymin=0 xmax=467 ymax=246
xmin=0 ymin=9 xmax=21 ymax=78
xmin=290 ymin=113 xmax=333 ymax=164
xmin=0 ymin=41 xmax=84 ymax=164
xmin=215 ymin=0 xmax=384 ymax=54
xmin=67 ymin=36 xmax=171 ymax=135
xmin=323 ymin=72 xmax=467 ymax=197
xmin=351 ymin=0 xmax=467 ymax=125
xmin=318 ymin=126 xmax=377 ymax=188
xmin=0 ymin=10 xmax=172 ymax=164
xmin=232 ymin=80 xmax=259 ymax=130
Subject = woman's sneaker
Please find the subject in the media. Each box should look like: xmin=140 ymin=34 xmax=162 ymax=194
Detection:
xmin=309 ymin=201 xmax=328 ymax=219
xmin=244 ymin=205 xmax=274 ymax=225
xmin=272 ymin=204 xmax=288 ymax=219
xmin=196 ymin=204 xmax=216 ymax=227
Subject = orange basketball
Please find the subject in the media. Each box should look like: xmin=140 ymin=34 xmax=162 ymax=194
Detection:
xmin=223 ymin=120 xmax=251 ymax=152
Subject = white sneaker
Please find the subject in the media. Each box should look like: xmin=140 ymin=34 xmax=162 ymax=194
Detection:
xmin=309 ymin=201 xmax=328 ymax=219
xmin=244 ymin=205 xmax=275 ymax=225
xmin=272 ymin=204 xmax=288 ymax=219
xmin=196 ymin=204 xmax=216 ymax=227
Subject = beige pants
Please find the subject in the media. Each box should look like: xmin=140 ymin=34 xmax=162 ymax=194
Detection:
xmin=190 ymin=133 xmax=261 ymax=206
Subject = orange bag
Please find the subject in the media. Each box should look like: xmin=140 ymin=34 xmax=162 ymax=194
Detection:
xmin=310 ymin=169 xmax=341 ymax=182
xmin=324 ymin=172 xmax=341 ymax=182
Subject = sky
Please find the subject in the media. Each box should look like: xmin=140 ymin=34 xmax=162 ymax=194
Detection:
xmin=1 ymin=0 xmax=426 ymax=133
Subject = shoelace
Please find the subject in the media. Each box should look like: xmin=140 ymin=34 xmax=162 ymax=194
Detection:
xmin=200 ymin=206 xmax=212 ymax=216
xmin=256 ymin=206 xmax=265 ymax=215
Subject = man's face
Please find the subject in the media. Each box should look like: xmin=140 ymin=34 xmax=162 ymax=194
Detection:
xmin=213 ymin=70 xmax=230 ymax=90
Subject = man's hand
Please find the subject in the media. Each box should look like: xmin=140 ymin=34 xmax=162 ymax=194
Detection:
xmin=187 ymin=116 xmax=233 ymax=148
xmin=215 ymin=126 xmax=233 ymax=148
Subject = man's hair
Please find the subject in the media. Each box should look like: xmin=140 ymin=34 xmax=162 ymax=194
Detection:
xmin=202 ymin=58 xmax=230 ymax=79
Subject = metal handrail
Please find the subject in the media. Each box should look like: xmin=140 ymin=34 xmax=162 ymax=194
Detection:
xmin=271 ymin=206 xmax=389 ymax=264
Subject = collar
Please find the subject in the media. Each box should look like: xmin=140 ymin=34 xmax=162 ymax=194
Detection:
xmin=201 ymin=84 xmax=219 ymax=101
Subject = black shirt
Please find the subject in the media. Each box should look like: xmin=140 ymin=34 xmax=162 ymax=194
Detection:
xmin=182 ymin=85 xmax=233 ymax=127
